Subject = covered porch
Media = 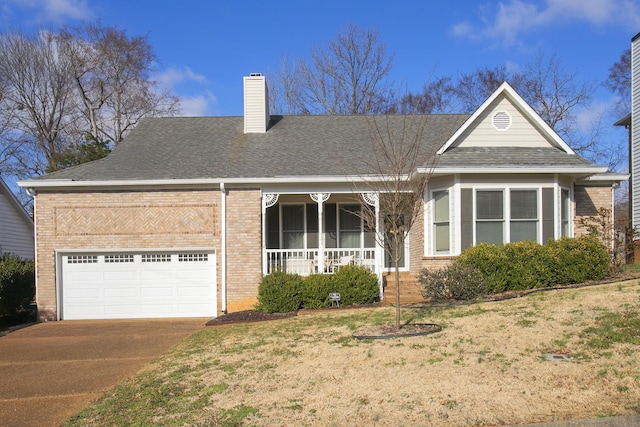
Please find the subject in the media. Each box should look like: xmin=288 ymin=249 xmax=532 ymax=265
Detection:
xmin=262 ymin=192 xmax=400 ymax=277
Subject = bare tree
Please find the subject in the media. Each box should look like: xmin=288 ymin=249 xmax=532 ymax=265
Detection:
xmin=59 ymin=22 xmax=180 ymax=145
xmin=356 ymin=115 xmax=439 ymax=330
xmin=387 ymin=77 xmax=456 ymax=114
xmin=268 ymin=54 xmax=304 ymax=115
xmin=605 ymin=48 xmax=631 ymax=119
xmin=521 ymin=51 xmax=595 ymax=140
xmin=452 ymin=65 xmax=530 ymax=113
xmin=0 ymin=31 xmax=76 ymax=174
xmin=283 ymin=24 xmax=394 ymax=115
xmin=0 ymin=23 xmax=181 ymax=180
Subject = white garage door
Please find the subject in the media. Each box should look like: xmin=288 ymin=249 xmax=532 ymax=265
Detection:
xmin=60 ymin=251 xmax=216 ymax=320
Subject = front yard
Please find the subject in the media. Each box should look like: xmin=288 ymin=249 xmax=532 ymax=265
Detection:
xmin=66 ymin=280 xmax=640 ymax=426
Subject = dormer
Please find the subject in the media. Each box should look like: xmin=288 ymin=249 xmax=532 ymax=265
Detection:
xmin=243 ymin=73 xmax=270 ymax=133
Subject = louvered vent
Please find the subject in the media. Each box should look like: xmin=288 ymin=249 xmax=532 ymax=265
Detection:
xmin=492 ymin=111 xmax=512 ymax=131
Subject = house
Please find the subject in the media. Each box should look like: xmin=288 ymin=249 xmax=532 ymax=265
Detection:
xmin=0 ymin=177 xmax=34 ymax=260
xmin=18 ymin=74 xmax=626 ymax=321
xmin=630 ymin=32 xmax=640 ymax=256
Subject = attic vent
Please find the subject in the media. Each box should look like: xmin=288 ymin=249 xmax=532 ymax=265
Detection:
xmin=492 ymin=111 xmax=512 ymax=131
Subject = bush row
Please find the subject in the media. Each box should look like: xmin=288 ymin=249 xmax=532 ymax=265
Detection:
xmin=256 ymin=265 xmax=379 ymax=313
xmin=0 ymin=254 xmax=35 ymax=317
xmin=419 ymin=236 xmax=609 ymax=300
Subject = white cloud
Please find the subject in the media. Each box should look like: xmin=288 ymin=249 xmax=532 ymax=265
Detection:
xmin=452 ymin=0 xmax=640 ymax=46
xmin=4 ymin=0 xmax=92 ymax=23
xmin=177 ymin=92 xmax=218 ymax=117
xmin=154 ymin=66 xmax=208 ymax=88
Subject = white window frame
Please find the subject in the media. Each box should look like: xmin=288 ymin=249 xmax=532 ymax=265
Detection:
xmin=431 ymin=188 xmax=451 ymax=255
xmin=509 ymin=189 xmax=540 ymax=243
xmin=560 ymin=187 xmax=572 ymax=238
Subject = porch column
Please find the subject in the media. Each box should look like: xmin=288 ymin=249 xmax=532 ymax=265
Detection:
xmin=362 ymin=192 xmax=383 ymax=298
xmin=310 ymin=193 xmax=330 ymax=273
xmin=262 ymin=193 xmax=279 ymax=275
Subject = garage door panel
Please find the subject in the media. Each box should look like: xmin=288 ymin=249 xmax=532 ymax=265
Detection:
xmin=140 ymin=270 xmax=175 ymax=280
xmin=103 ymin=287 xmax=137 ymax=298
xmin=103 ymin=271 xmax=139 ymax=281
xmin=61 ymin=251 xmax=216 ymax=320
xmin=178 ymin=286 xmax=213 ymax=297
xmin=140 ymin=286 xmax=174 ymax=297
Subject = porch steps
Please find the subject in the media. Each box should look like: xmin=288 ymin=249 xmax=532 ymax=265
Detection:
xmin=381 ymin=272 xmax=424 ymax=305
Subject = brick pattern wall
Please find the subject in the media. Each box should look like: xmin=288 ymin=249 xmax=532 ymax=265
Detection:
xmin=34 ymin=189 xmax=221 ymax=321
xmin=225 ymin=188 xmax=263 ymax=312
xmin=418 ymin=256 xmax=456 ymax=271
xmin=574 ymin=185 xmax=613 ymax=237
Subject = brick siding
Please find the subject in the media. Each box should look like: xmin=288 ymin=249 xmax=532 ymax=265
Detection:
xmin=574 ymin=185 xmax=613 ymax=238
xmin=224 ymin=188 xmax=263 ymax=312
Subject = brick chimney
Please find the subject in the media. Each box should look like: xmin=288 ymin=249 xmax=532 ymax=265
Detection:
xmin=243 ymin=73 xmax=270 ymax=133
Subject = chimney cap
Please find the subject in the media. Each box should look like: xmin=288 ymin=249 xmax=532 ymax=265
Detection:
xmin=249 ymin=72 xmax=262 ymax=77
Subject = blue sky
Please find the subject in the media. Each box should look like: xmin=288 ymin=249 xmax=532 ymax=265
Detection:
xmin=1 ymin=0 xmax=640 ymax=133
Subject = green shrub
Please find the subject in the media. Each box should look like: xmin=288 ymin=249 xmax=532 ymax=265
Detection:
xmin=0 ymin=254 xmax=35 ymax=317
xmin=418 ymin=261 xmax=487 ymax=301
xmin=501 ymin=241 xmax=555 ymax=290
xmin=255 ymin=271 xmax=303 ymax=313
xmin=301 ymin=274 xmax=335 ymax=309
xmin=332 ymin=265 xmax=379 ymax=306
xmin=457 ymin=236 xmax=610 ymax=294
xmin=547 ymin=236 xmax=609 ymax=285
xmin=457 ymin=243 xmax=511 ymax=293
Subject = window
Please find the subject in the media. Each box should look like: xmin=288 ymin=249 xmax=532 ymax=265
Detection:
xmin=67 ymin=255 xmax=98 ymax=264
xmin=141 ymin=254 xmax=171 ymax=262
xmin=178 ymin=253 xmax=208 ymax=262
xmin=510 ymin=190 xmax=538 ymax=242
xmin=104 ymin=254 xmax=134 ymax=263
xmin=339 ymin=204 xmax=361 ymax=248
xmin=433 ymin=190 xmax=450 ymax=252
xmin=561 ymin=189 xmax=570 ymax=237
xmin=282 ymin=205 xmax=304 ymax=249
xmin=476 ymin=190 xmax=504 ymax=245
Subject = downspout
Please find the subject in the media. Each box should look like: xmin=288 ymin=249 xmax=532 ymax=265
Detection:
xmin=220 ymin=182 xmax=227 ymax=314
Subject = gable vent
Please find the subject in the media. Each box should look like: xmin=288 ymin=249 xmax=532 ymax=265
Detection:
xmin=492 ymin=111 xmax=512 ymax=131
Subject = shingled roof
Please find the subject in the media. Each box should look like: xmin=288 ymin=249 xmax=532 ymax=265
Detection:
xmin=28 ymin=113 xmax=602 ymax=184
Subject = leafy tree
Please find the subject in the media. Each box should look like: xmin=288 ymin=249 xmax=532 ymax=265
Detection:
xmin=46 ymin=135 xmax=111 ymax=173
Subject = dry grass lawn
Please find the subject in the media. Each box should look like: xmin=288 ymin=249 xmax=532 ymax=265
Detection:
xmin=67 ymin=280 xmax=640 ymax=426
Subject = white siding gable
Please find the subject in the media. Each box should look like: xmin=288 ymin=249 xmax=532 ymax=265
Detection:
xmin=0 ymin=182 xmax=34 ymax=259
xmin=438 ymin=82 xmax=574 ymax=155
xmin=450 ymin=95 xmax=556 ymax=149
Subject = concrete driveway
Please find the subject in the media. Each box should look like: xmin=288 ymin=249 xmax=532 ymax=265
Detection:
xmin=0 ymin=318 xmax=206 ymax=427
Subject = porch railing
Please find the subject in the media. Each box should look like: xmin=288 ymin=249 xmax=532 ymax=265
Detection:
xmin=266 ymin=248 xmax=376 ymax=276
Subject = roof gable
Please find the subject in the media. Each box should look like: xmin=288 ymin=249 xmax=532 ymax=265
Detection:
xmin=437 ymin=82 xmax=574 ymax=155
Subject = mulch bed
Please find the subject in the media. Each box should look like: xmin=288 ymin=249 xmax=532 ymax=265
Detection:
xmin=205 ymin=273 xmax=640 ymax=326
